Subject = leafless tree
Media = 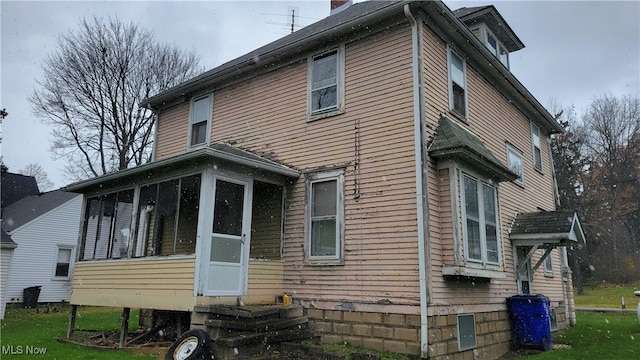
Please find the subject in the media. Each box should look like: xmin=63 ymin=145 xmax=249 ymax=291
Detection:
xmin=580 ymin=94 xmax=640 ymax=283
xmin=20 ymin=163 xmax=54 ymax=191
xmin=30 ymin=16 xmax=202 ymax=181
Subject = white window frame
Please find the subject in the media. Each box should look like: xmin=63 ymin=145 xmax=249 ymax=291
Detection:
xmin=470 ymin=24 xmax=510 ymax=68
xmin=188 ymin=94 xmax=212 ymax=148
xmin=543 ymin=249 xmax=554 ymax=276
xmin=305 ymin=170 xmax=344 ymax=264
xmin=460 ymin=170 xmax=501 ymax=267
xmin=531 ymin=122 xmax=543 ymax=172
xmin=448 ymin=47 xmax=468 ymax=119
xmin=506 ymin=143 xmax=524 ymax=186
xmin=52 ymin=245 xmax=75 ymax=280
xmin=307 ymin=46 xmax=345 ymax=120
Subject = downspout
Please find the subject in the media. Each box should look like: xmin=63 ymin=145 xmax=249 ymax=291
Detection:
xmin=404 ymin=4 xmax=429 ymax=358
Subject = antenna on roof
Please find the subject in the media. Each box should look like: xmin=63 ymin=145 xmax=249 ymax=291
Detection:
xmin=264 ymin=6 xmax=317 ymax=35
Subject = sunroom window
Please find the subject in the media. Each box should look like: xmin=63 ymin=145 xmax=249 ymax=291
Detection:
xmin=80 ymin=174 xmax=201 ymax=261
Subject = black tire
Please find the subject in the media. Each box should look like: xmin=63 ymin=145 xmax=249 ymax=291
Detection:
xmin=165 ymin=329 xmax=213 ymax=360
xmin=541 ymin=336 xmax=551 ymax=351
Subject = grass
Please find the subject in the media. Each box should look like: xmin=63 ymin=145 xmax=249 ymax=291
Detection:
xmin=526 ymin=311 xmax=640 ymax=359
xmin=574 ymin=281 xmax=640 ymax=308
xmin=0 ymin=305 xmax=158 ymax=359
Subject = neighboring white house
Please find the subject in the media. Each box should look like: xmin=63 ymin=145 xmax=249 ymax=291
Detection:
xmin=1 ymin=231 xmax=17 ymax=319
xmin=2 ymin=191 xmax=82 ymax=304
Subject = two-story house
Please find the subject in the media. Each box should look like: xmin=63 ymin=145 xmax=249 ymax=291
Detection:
xmin=65 ymin=1 xmax=585 ymax=359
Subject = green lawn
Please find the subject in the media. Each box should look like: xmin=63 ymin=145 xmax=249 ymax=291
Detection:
xmin=0 ymin=305 xmax=158 ymax=360
xmin=574 ymin=281 xmax=640 ymax=308
xmin=530 ymin=311 xmax=640 ymax=359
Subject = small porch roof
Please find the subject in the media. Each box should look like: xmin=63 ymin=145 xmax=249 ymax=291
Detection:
xmin=64 ymin=143 xmax=300 ymax=193
xmin=510 ymin=210 xmax=587 ymax=247
xmin=429 ymin=116 xmax=518 ymax=182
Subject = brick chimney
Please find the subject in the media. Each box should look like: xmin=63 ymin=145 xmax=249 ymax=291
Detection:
xmin=331 ymin=0 xmax=352 ymax=15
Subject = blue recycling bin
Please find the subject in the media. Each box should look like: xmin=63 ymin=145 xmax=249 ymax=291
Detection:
xmin=506 ymin=295 xmax=552 ymax=351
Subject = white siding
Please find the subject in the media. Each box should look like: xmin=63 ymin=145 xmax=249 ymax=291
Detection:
xmin=6 ymin=195 xmax=83 ymax=303
xmin=1 ymin=247 xmax=16 ymax=318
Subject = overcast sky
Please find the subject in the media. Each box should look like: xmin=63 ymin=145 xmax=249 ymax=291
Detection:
xmin=1 ymin=0 xmax=639 ymax=189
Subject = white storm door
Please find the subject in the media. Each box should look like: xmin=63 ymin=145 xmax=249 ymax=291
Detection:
xmin=205 ymin=177 xmax=252 ymax=296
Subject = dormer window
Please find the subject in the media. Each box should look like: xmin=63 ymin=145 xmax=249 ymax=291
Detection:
xmin=453 ymin=6 xmax=525 ymax=70
xmin=473 ymin=25 xmax=510 ymax=68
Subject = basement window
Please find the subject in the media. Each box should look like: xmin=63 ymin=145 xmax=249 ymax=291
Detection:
xmin=458 ymin=314 xmax=477 ymax=350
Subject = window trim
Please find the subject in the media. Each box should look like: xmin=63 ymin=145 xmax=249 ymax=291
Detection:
xmin=52 ymin=245 xmax=75 ymax=280
xmin=448 ymin=47 xmax=468 ymax=120
xmin=460 ymin=170 xmax=501 ymax=267
xmin=543 ymin=249 xmax=554 ymax=277
xmin=188 ymin=94 xmax=213 ymax=148
xmin=304 ymin=170 xmax=345 ymax=264
xmin=307 ymin=46 xmax=345 ymax=121
xmin=531 ymin=122 xmax=543 ymax=173
xmin=506 ymin=143 xmax=524 ymax=186
xmin=470 ymin=24 xmax=510 ymax=68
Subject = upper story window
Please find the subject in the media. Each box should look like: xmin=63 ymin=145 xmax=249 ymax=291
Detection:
xmin=531 ymin=122 xmax=543 ymax=172
xmin=471 ymin=25 xmax=510 ymax=68
xmin=308 ymin=46 xmax=344 ymax=120
xmin=462 ymin=172 xmax=500 ymax=265
xmin=305 ymin=170 xmax=344 ymax=263
xmin=190 ymin=95 xmax=212 ymax=147
xmin=448 ymin=48 xmax=467 ymax=118
xmin=506 ymin=144 xmax=524 ymax=186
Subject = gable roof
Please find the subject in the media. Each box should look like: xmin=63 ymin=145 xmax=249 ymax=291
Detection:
xmin=139 ymin=1 xmax=561 ymax=134
xmin=1 ymin=171 xmax=39 ymax=209
xmin=510 ymin=210 xmax=586 ymax=246
xmin=428 ymin=116 xmax=518 ymax=182
xmin=1 ymin=190 xmax=79 ymax=233
xmin=453 ymin=5 xmax=525 ymax=52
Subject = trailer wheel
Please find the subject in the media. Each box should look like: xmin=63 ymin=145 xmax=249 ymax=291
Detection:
xmin=165 ymin=329 xmax=213 ymax=360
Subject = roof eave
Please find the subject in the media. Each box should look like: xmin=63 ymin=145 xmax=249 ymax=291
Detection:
xmin=64 ymin=147 xmax=300 ymax=193
xmin=141 ymin=1 xmax=411 ymax=109
xmin=427 ymin=1 xmax=563 ymax=134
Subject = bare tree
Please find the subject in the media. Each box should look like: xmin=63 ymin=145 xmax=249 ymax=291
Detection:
xmin=19 ymin=163 xmax=54 ymax=191
xmin=30 ymin=16 xmax=202 ymax=181
xmin=580 ymin=94 xmax=640 ymax=284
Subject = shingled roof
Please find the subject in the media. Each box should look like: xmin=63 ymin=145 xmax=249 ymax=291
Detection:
xmin=510 ymin=210 xmax=586 ymax=246
xmin=1 ymin=190 xmax=79 ymax=233
xmin=428 ymin=116 xmax=518 ymax=182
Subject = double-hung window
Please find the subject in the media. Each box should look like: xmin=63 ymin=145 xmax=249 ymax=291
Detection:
xmin=506 ymin=144 xmax=524 ymax=185
xmin=190 ymin=95 xmax=211 ymax=147
xmin=462 ymin=173 xmax=499 ymax=265
xmin=53 ymin=246 xmax=74 ymax=279
xmin=309 ymin=47 xmax=344 ymax=118
xmin=531 ymin=122 xmax=543 ymax=172
xmin=306 ymin=171 xmax=344 ymax=262
xmin=448 ymin=48 xmax=467 ymax=118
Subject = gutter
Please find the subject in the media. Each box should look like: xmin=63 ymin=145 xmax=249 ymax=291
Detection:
xmin=404 ymin=4 xmax=429 ymax=358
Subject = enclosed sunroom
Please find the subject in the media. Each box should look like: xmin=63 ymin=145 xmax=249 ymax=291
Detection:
xmin=65 ymin=143 xmax=299 ymax=311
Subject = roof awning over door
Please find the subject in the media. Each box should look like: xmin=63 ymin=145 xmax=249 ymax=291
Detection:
xmin=510 ymin=210 xmax=586 ymax=273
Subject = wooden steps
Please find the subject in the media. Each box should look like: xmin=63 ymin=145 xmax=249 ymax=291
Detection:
xmin=191 ymin=304 xmax=317 ymax=359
